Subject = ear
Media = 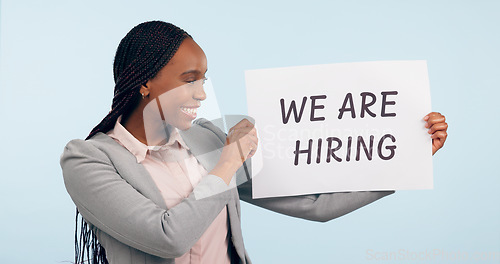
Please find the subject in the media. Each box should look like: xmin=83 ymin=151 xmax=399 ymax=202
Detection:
xmin=140 ymin=81 xmax=151 ymax=97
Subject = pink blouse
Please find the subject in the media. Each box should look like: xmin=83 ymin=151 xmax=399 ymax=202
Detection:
xmin=106 ymin=115 xmax=231 ymax=264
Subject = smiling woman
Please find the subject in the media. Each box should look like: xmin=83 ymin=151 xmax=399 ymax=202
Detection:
xmin=60 ymin=20 xmax=446 ymax=264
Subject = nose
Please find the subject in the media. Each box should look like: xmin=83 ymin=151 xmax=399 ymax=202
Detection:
xmin=193 ymin=80 xmax=207 ymax=102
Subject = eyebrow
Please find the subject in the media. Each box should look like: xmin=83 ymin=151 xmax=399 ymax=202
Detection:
xmin=180 ymin=69 xmax=208 ymax=76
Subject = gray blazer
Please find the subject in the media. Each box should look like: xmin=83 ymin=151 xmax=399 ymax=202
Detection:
xmin=60 ymin=118 xmax=394 ymax=264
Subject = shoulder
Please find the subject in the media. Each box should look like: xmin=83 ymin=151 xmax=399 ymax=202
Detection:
xmin=192 ymin=118 xmax=226 ymax=143
xmin=59 ymin=135 xmax=116 ymax=194
xmin=60 ymin=133 xmax=119 ymax=167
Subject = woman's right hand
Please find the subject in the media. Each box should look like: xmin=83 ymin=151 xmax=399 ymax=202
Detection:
xmin=210 ymin=119 xmax=258 ymax=185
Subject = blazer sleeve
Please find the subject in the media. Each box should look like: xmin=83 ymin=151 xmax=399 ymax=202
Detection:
xmin=237 ymin=179 xmax=394 ymax=222
xmin=60 ymin=138 xmax=233 ymax=259
xmin=196 ymin=117 xmax=395 ymax=223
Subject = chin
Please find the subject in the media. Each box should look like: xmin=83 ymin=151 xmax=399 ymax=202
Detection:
xmin=176 ymin=121 xmax=193 ymax=131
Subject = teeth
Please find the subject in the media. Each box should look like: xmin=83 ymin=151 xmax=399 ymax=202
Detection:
xmin=181 ymin=107 xmax=197 ymax=116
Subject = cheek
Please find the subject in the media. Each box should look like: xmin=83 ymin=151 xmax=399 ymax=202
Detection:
xmin=156 ymin=94 xmax=174 ymax=115
xmin=159 ymin=100 xmax=180 ymax=119
xmin=156 ymin=88 xmax=191 ymax=121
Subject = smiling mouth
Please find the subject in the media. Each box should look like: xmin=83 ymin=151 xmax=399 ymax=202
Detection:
xmin=180 ymin=107 xmax=198 ymax=118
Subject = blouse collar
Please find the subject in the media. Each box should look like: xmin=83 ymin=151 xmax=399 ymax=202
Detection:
xmin=106 ymin=115 xmax=190 ymax=163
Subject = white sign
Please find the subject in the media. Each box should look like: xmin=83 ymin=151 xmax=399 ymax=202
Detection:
xmin=245 ymin=60 xmax=433 ymax=199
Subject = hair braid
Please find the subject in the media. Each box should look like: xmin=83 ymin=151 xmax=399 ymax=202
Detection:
xmin=76 ymin=21 xmax=191 ymax=264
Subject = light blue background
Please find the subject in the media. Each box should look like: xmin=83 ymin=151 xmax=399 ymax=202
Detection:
xmin=1 ymin=0 xmax=498 ymax=263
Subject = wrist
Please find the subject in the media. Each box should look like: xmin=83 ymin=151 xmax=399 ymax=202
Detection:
xmin=210 ymin=160 xmax=241 ymax=185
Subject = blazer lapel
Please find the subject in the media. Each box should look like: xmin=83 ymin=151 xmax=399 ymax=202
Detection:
xmin=92 ymin=132 xmax=169 ymax=210
xmin=178 ymin=123 xmax=223 ymax=173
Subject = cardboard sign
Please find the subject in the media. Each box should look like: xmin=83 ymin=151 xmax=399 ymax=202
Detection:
xmin=245 ymin=60 xmax=433 ymax=199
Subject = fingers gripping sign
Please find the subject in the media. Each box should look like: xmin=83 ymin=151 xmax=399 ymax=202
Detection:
xmin=424 ymin=112 xmax=448 ymax=155
xmin=226 ymin=119 xmax=258 ymax=164
xmin=210 ymin=118 xmax=258 ymax=185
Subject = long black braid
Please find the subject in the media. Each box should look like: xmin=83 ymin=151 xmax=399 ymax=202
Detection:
xmin=75 ymin=21 xmax=191 ymax=264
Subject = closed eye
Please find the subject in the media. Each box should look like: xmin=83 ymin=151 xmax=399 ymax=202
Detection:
xmin=187 ymin=77 xmax=208 ymax=85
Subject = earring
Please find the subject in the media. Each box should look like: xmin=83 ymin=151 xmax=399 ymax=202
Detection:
xmin=142 ymin=93 xmax=146 ymax=99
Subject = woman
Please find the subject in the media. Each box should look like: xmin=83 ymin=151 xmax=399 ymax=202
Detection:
xmin=60 ymin=21 xmax=448 ymax=264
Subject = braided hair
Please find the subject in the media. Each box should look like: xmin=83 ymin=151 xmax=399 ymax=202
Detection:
xmin=75 ymin=21 xmax=191 ymax=264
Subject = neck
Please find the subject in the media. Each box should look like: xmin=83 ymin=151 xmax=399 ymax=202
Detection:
xmin=121 ymin=104 xmax=174 ymax=146
xmin=121 ymin=107 xmax=148 ymax=145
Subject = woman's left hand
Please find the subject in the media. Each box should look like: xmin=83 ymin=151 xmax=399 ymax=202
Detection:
xmin=424 ymin=112 xmax=448 ymax=155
